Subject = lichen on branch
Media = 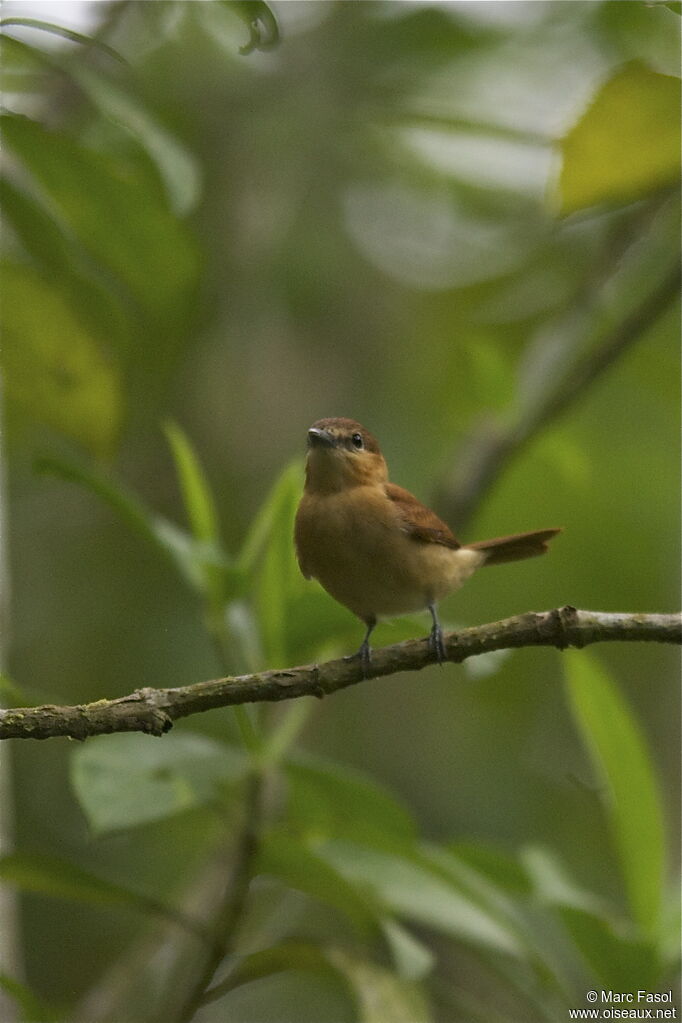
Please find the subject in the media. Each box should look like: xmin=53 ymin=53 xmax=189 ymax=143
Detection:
xmin=1 ymin=607 xmax=679 ymax=742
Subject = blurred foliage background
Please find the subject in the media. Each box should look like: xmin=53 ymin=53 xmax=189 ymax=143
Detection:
xmin=0 ymin=2 xmax=680 ymax=1021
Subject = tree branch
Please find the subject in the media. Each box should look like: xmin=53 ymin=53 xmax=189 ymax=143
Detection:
xmin=1 ymin=608 xmax=679 ymax=742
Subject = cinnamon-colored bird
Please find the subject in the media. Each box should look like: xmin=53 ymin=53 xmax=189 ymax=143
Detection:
xmin=294 ymin=418 xmax=561 ymax=667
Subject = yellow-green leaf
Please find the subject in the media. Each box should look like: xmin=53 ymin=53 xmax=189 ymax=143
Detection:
xmin=1 ymin=261 xmax=121 ymax=456
xmin=558 ymin=63 xmax=681 ymax=213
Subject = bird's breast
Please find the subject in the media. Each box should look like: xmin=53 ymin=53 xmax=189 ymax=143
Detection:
xmin=295 ymin=486 xmax=483 ymax=620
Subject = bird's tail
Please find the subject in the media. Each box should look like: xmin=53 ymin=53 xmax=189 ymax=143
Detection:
xmin=466 ymin=528 xmax=562 ymax=566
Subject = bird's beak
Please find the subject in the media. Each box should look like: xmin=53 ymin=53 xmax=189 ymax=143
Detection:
xmin=308 ymin=427 xmax=336 ymax=449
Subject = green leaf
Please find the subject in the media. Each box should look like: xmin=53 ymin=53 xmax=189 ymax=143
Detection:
xmin=163 ymin=421 xmax=232 ymax=609
xmin=447 ymin=841 xmax=533 ymax=896
xmin=36 ymin=455 xmax=164 ymax=549
xmin=203 ymin=942 xmax=432 ymax=1023
xmin=202 ymin=942 xmax=348 ymax=1005
xmin=66 ymin=65 xmax=200 ymax=215
xmin=284 ymin=585 xmax=361 ymax=664
xmin=0 ymin=852 xmax=206 ymax=940
xmin=163 ymin=421 xmax=220 ymax=545
xmin=320 ymin=841 xmax=524 ymax=957
xmin=36 ymin=455 xmax=238 ymax=598
xmin=156 ymin=517 xmax=245 ymax=604
xmin=327 ymin=947 xmax=432 ymax=1023
xmin=557 ymin=905 xmax=659 ymax=991
xmin=416 ymin=842 xmax=579 ymax=994
xmin=380 ymin=917 xmax=435 ymax=982
xmin=239 ymin=458 xmax=303 ymax=572
xmin=285 ymin=753 xmax=417 ymax=851
xmin=563 ymin=651 xmax=665 ymax=934
xmin=522 ymin=843 xmax=612 ymax=945
xmin=227 ymin=1 xmax=280 ymax=54
xmin=252 ymin=460 xmax=305 ymax=665
xmin=422 ymin=843 xmax=531 ymax=933
xmin=522 ymin=845 xmax=609 ymax=915
xmin=0 ymin=973 xmax=58 ymax=1022
xmin=0 ymin=179 xmax=134 ymax=361
xmin=71 ymin=731 xmax=247 ymax=834
xmin=256 ymin=832 xmax=381 ymax=934
xmin=0 ymin=851 xmax=148 ymax=906
xmin=1 ymin=176 xmax=73 ymax=273
xmin=558 ymin=63 xmax=680 ymax=213
xmin=0 ymin=672 xmax=30 ymax=707
xmin=0 ymin=17 xmax=125 ymax=63
xmin=521 ymin=845 xmax=662 ymax=993
xmin=1 ymin=262 xmax=122 ymax=457
xmin=597 ymin=2 xmax=682 ymax=78
xmin=0 ymin=33 xmax=50 ymax=92
xmin=1 ymin=113 xmax=200 ymax=335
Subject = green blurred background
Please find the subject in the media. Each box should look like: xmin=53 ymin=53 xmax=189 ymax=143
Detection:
xmin=1 ymin=2 xmax=680 ymax=1021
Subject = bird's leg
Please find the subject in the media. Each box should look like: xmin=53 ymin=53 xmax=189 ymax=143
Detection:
xmin=428 ymin=603 xmax=446 ymax=664
xmin=345 ymin=617 xmax=376 ymax=677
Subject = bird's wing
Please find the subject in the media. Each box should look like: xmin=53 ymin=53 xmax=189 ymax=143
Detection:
xmin=385 ymin=483 xmax=461 ymax=549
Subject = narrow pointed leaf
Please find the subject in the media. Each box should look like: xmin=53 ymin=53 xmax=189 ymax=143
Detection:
xmin=320 ymin=841 xmax=524 ymax=957
xmin=256 ymin=832 xmax=381 ymax=934
xmin=0 ymin=852 xmax=206 ymax=942
xmin=252 ymin=461 xmax=305 ymax=665
xmin=380 ymin=918 xmax=435 ymax=981
xmin=564 ymin=651 xmax=665 ymax=934
xmin=35 ymin=455 xmax=236 ymax=597
xmin=164 ymin=421 xmax=220 ymax=545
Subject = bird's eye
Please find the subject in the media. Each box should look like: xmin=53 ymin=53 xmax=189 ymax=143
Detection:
xmin=351 ymin=433 xmax=364 ymax=449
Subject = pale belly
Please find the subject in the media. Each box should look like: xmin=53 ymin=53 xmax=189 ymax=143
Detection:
xmin=296 ymin=492 xmax=485 ymax=621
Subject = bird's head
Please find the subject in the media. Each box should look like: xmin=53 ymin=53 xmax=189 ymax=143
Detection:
xmin=304 ymin=418 xmax=388 ymax=493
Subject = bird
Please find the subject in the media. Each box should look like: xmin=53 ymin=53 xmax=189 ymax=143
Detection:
xmin=294 ymin=417 xmax=561 ymax=669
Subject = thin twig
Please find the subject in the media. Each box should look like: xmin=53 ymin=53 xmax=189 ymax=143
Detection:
xmin=2 ymin=608 xmax=679 ymax=743
xmin=172 ymin=773 xmax=264 ymax=1023
xmin=436 ymin=254 xmax=681 ymax=531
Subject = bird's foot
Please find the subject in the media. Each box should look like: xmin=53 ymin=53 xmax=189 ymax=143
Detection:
xmin=429 ymin=622 xmax=446 ymax=665
xmin=344 ymin=639 xmax=372 ymax=678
